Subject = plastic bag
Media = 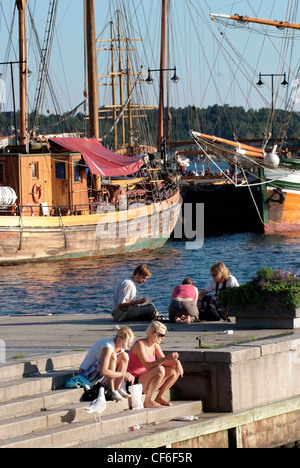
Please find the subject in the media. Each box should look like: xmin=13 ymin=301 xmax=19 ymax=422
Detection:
xmin=129 ymin=383 xmax=144 ymax=410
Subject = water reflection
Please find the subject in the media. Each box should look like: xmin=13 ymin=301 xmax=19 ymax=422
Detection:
xmin=0 ymin=233 xmax=299 ymax=316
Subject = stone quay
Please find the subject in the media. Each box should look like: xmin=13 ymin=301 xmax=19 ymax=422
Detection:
xmin=0 ymin=313 xmax=299 ymax=448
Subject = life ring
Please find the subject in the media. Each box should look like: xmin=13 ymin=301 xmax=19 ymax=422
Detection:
xmin=11 ymin=203 xmax=17 ymax=216
xmin=32 ymin=184 xmax=44 ymax=204
xmin=21 ymin=204 xmax=34 ymax=217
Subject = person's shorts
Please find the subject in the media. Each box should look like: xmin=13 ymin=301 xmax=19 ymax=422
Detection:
xmin=168 ymin=299 xmax=199 ymax=322
xmin=79 ymin=360 xmax=105 ymax=386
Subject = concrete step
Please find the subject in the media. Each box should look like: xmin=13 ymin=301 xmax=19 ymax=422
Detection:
xmin=74 ymin=414 xmax=205 ymax=449
xmin=0 ymin=398 xmax=131 ymax=442
xmin=0 ymin=352 xmax=85 ymax=381
xmin=0 ymin=370 xmax=76 ymax=403
xmin=0 ymin=401 xmax=203 ymax=448
xmin=0 ymin=388 xmax=83 ymax=421
xmin=0 ymin=353 xmax=203 ymax=448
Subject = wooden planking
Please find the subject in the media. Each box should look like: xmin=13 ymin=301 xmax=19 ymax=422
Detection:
xmin=281 ymin=192 xmax=300 ymax=225
xmin=18 ymin=155 xmax=53 ymax=206
xmin=268 ymin=190 xmax=300 ymax=226
xmin=0 ymin=191 xmax=182 ymax=263
xmin=0 ymin=190 xmax=181 ymax=229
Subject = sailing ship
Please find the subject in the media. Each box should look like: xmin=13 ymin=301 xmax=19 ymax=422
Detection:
xmin=0 ymin=0 xmax=182 ymax=265
xmin=188 ymin=11 xmax=300 ymax=235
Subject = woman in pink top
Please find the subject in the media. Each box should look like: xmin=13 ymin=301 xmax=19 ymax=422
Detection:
xmin=168 ymin=278 xmax=199 ymax=324
xmin=128 ymin=321 xmax=183 ymax=408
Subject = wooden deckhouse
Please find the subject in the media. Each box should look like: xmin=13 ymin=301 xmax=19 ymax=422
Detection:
xmin=0 ymin=148 xmax=89 ymax=215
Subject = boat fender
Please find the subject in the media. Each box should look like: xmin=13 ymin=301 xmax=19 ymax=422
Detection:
xmin=32 ymin=184 xmax=44 ymax=204
xmin=265 ymin=146 xmax=280 ymax=167
xmin=21 ymin=204 xmax=34 ymax=217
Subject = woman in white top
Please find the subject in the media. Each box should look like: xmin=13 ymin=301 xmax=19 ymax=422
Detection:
xmin=198 ymin=262 xmax=239 ymax=306
xmin=79 ymin=326 xmax=135 ymax=402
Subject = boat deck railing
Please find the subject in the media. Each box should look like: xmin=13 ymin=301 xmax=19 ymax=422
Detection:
xmin=0 ymin=178 xmax=179 ymax=218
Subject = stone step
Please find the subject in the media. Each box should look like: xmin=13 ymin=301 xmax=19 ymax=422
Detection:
xmin=0 ymin=387 xmax=83 ymax=421
xmin=0 ymin=401 xmax=203 ymax=448
xmin=0 ymin=352 xmax=85 ymax=381
xmin=0 ymin=370 xmax=76 ymax=403
xmin=74 ymin=414 xmax=205 ymax=449
xmin=0 ymin=352 xmax=203 ymax=448
xmin=0 ymin=398 xmax=131 ymax=441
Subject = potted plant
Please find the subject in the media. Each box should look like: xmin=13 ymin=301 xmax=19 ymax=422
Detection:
xmin=219 ymin=268 xmax=300 ymax=329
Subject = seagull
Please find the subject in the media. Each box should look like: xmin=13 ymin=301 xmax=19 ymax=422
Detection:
xmin=85 ymin=386 xmax=107 ymax=422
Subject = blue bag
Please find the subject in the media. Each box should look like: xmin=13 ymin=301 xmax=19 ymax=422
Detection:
xmin=65 ymin=375 xmax=92 ymax=391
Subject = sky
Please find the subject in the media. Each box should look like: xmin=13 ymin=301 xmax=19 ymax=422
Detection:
xmin=0 ymin=0 xmax=300 ymax=116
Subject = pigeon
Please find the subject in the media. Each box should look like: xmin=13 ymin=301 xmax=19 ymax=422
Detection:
xmin=85 ymin=386 xmax=107 ymax=422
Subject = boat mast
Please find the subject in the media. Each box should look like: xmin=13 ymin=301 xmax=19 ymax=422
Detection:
xmin=84 ymin=0 xmax=101 ymax=194
xmin=110 ymin=21 xmax=118 ymax=150
xmin=126 ymin=38 xmax=134 ymax=150
xmin=158 ymin=0 xmax=167 ymax=151
xmin=85 ymin=0 xmax=99 ymax=139
xmin=117 ymin=11 xmax=126 ymax=147
xmin=210 ymin=13 xmax=300 ymax=31
xmin=16 ymin=0 xmax=27 ymax=147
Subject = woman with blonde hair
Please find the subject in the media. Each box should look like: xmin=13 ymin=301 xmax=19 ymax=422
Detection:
xmin=198 ymin=262 xmax=239 ymax=321
xmin=79 ymin=326 xmax=135 ymax=402
xmin=127 ymin=321 xmax=184 ymax=408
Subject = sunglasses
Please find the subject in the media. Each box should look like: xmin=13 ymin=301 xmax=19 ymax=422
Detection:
xmin=158 ymin=333 xmax=165 ymax=339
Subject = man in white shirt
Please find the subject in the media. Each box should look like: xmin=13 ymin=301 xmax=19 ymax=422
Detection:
xmin=112 ymin=264 xmax=158 ymax=322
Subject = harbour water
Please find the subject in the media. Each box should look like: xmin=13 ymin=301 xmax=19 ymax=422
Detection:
xmin=0 ymin=232 xmax=300 ymax=317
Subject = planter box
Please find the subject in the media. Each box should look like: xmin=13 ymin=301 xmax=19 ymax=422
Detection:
xmin=230 ymin=294 xmax=300 ymax=329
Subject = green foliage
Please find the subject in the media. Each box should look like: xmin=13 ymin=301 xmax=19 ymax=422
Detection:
xmin=219 ymin=268 xmax=300 ymax=311
xmin=1 ymin=105 xmax=300 ymax=145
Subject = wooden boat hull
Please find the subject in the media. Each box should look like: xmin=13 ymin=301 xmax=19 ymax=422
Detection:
xmin=265 ymin=189 xmax=300 ymax=234
xmin=264 ymin=167 xmax=300 ymax=234
xmin=0 ymin=191 xmax=182 ymax=265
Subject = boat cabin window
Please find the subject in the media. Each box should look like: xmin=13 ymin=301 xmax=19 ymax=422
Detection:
xmin=74 ymin=161 xmax=81 ymax=183
xmin=0 ymin=163 xmax=4 ymax=183
xmin=32 ymin=162 xmax=39 ymax=179
xmin=55 ymin=162 xmax=66 ymax=179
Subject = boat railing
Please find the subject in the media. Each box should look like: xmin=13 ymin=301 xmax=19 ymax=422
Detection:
xmin=0 ymin=178 xmax=179 ymax=218
xmin=136 ymin=177 xmax=178 ymax=203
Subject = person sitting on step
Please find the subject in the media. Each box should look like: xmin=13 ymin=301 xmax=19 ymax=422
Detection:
xmin=79 ymin=326 xmax=135 ymax=402
xmin=127 ymin=321 xmax=184 ymax=408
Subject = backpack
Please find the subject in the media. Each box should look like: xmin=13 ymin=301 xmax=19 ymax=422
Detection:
xmin=65 ymin=375 xmax=93 ymax=391
xmin=199 ymin=282 xmax=230 ymax=322
xmin=81 ymin=381 xmax=108 ymax=402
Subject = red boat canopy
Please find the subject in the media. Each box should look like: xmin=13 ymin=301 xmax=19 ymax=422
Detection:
xmin=50 ymin=137 xmax=143 ymax=177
